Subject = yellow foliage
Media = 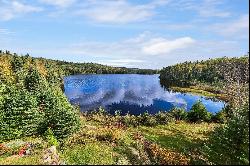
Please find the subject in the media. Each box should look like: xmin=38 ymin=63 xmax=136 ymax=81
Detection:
xmin=35 ymin=60 xmax=47 ymax=78
xmin=0 ymin=55 xmax=15 ymax=83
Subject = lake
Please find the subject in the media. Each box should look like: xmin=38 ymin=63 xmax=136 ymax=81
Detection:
xmin=64 ymin=74 xmax=226 ymax=115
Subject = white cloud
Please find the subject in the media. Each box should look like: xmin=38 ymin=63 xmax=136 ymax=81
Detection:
xmin=63 ymin=32 xmax=245 ymax=69
xmin=142 ymin=37 xmax=196 ymax=55
xmin=171 ymin=0 xmax=231 ymax=18
xmin=211 ymin=14 xmax=249 ymax=38
xmin=66 ymin=75 xmax=187 ymax=110
xmin=0 ymin=28 xmax=13 ymax=35
xmin=0 ymin=1 xmax=43 ymax=21
xmin=40 ymin=0 xmax=76 ymax=8
xmin=96 ymin=59 xmax=145 ymax=67
xmin=65 ymin=32 xmax=198 ymax=68
xmin=75 ymin=0 xmax=169 ymax=24
xmin=70 ymin=32 xmax=195 ymax=59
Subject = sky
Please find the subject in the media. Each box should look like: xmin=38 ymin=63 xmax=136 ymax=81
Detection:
xmin=0 ymin=0 xmax=249 ymax=69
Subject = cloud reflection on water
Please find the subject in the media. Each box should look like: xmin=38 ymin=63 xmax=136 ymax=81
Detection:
xmin=64 ymin=74 xmax=225 ymax=115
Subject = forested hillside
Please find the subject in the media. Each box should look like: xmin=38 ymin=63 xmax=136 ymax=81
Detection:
xmin=160 ymin=55 xmax=248 ymax=86
xmin=160 ymin=55 xmax=249 ymax=103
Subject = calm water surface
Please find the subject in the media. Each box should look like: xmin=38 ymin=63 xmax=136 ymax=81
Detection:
xmin=64 ymin=74 xmax=225 ymax=115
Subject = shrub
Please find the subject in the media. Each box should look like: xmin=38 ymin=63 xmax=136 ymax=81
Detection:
xmin=145 ymin=115 xmax=157 ymax=126
xmin=44 ymin=128 xmax=59 ymax=147
xmin=123 ymin=114 xmax=140 ymax=127
xmin=0 ymin=86 xmax=43 ymax=141
xmin=187 ymin=100 xmax=211 ymax=123
xmin=211 ymin=109 xmax=227 ymax=123
xmin=169 ymin=107 xmax=188 ymax=121
xmin=38 ymin=87 xmax=80 ymax=139
xmin=203 ymin=103 xmax=249 ymax=165
xmin=24 ymin=67 xmax=46 ymax=92
xmin=138 ymin=112 xmax=157 ymax=126
xmin=0 ymin=84 xmax=5 ymax=142
xmin=155 ymin=111 xmax=174 ymax=125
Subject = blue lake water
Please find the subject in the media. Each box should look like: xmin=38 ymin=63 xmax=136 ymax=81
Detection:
xmin=64 ymin=74 xmax=226 ymax=115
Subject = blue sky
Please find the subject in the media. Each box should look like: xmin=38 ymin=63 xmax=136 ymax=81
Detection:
xmin=0 ymin=0 xmax=249 ymax=69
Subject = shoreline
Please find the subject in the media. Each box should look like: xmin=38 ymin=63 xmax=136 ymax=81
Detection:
xmin=169 ymin=86 xmax=229 ymax=102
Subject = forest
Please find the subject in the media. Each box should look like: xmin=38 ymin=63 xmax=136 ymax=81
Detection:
xmin=0 ymin=50 xmax=249 ymax=165
xmin=160 ymin=55 xmax=249 ymax=103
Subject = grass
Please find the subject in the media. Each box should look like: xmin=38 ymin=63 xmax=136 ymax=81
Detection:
xmin=170 ymin=86 xmax=228 ymax=101
xmin=62 ymin=142 xmax=115 ymax=165
xmin=0 ymin=118 xmax=219 ymax=165
xmin=132 ymin=122 xmax=218 ymax=164
xmin=0 ymin=154 xmax=43 ymax=165
xmin=136 ymin=122 xmax=217 ymax=151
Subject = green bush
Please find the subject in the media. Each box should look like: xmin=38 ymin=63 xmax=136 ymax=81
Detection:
xmin=24 ymin=68 xmax=46 ymax=92
xmin=144 ymin=115 xmax=157 ymax=126
xmin=138 ymin=112 xmax=157 ymax=126
xmin=211 ymin=109 xmax=227 ymax=123
xmin=0 ymin=84 xmax=5 ymax=141
xmin=187 ymin=100 xmax=211 ymax=123
xmin=0 ymin=86 xmax=43 ymax=140
xmin=39 ymin=87 xmax=80 ymax=139
xmin=44 ymin=128 xmax=59 ymax=147
xmin=203 ymin=103 xmax=249 ymax=165
xmin=154 ymin=111 xmax=174 ymax=125
xmin=169 ymin=107 xmax=187 ymax=121
xmin=123 ymin=114 xmax=140 ymax=127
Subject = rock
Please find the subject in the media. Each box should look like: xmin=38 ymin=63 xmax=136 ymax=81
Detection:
xmin=43 ymin=146 xmax=63 ymax=165
xmin=129 ymin=147 xmax=140 ymax=159
xmin=54 ymin=154 xmax=60 ymax=160
xmin=44 ymin=156 xmax=52 ymax=163
xmin=25 ymin=149 xmax=31 ymax=155
xmin=50 ymin=146 xmax=57 ymax=154
xmin=59 ymin=161 xmax=66 ymax=165
xmin=51 ymin=161 xmax=58 ymax=165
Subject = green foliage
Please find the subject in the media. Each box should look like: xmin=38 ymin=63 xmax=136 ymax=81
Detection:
xmin=0 ymin=52 xmax=82 ymax=141
xmin=0 ymin=86 xmax=43 ymax=140
xmin=187 ymin=100 xmax=211 ymax=123
xmin=123 ymin=114 xmax=140 ymax=127
xmin=211 ymin=109 xmax=227 ymax=123
xmin=24 ymin=67 xmax=46 ymax=92
xmin=38 ymin=87 xmax=80 ymax=139
xmin=155 ymin=111 xmax=175 ymax=124
xmin=44 ymin=128 xmax=59 ymax=147
xmin=169 ymin=107 xmax=188 ymax=121
xmin=138 ymin=112 xmax=158 ymax=126
xmin=203 ymin=103 xmax=249 ymax=165
xmin=160 ymin=56 xmax=249 ymax=89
